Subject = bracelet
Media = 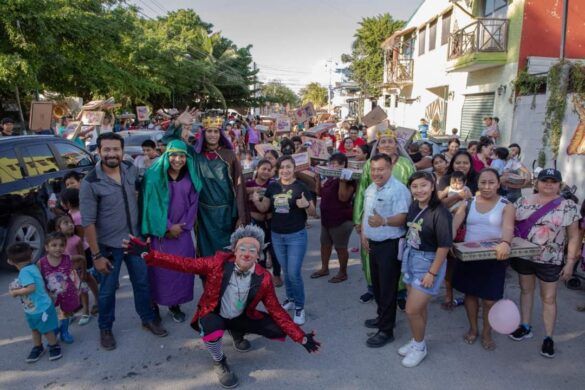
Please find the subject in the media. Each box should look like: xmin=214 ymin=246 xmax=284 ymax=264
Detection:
xmin=92 ymin=252 xmax=102 ymax=260
xmin=428 ymin=271 xmax=437 ymax=277
xmin=500 ymin=240 xmax=511 ymax=246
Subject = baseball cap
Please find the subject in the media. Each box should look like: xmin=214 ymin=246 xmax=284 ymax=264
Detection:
xmin=537 ymin=168 xmax=562 ymax=182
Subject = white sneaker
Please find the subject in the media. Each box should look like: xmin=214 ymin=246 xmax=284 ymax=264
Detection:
xmin=293 ymin=309 xmax=306 ymax=325
xmin=281 ymin=298 xmax=295 ymax=311
xmin=401 ymin=347 xmax=427 ymax=368
xmin=397 ymin=339 xmax=414 ymax=357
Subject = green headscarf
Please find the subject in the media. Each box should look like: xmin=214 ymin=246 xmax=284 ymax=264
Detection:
xmin=141 ymin=140 xmax=202 ymax=237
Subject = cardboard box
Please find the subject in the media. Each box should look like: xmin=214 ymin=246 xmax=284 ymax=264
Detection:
xmin=275 ymin=116 xmax=291 ymax=133
xmin=304 ymin=123 xmax=335 ymax=137
xmin=81 ymin=111 xmax=105 ymax=126
xmin=453 ymin=237 xmax=540 ymax=262
xmin=292 ymin=152 xmax=311 ymax=172
xmin=254 ymin=143 xmax=277 ymax=157
xmin=315 ymin=165 xmax=362 ymax=180
xmin=301 ymin=136 xmax=330 ymax=161
xmin=395 ymin=127 xmax=417 ymax=149
xmin=293 ymin=102 xmax=316 ymax=124
xmin=136 ymin=106 xmax=150 ymax=122
xmin=362 ymin=106 xmax=387 ymax=127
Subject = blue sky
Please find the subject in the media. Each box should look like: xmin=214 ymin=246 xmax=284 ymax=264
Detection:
xmin=130 ymin=0 xmax=422 ymax=91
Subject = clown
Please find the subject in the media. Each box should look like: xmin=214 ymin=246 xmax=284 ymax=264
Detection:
xmin=352 ymin=127 xmax=415 ymax=304
xmin=141 ymin=140 xmax=202 ymax=322
xmin=124 ymin=225 xmax=320 ymax=388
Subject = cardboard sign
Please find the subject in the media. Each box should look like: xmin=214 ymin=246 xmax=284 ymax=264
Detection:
xmin=81 ymin=111 xmax=105 ymax=126
xmin=64 ymin=121 xmax=82 ymax=140
xmin=136 ymin=106 xmax=150 ymax=122
xmin=304 ymin=123 xmax=335 ymax=138
xmin=256 ymin=125 xmax=270 ymax=132
xmin=301 ymin=136 xmax=330 ymax=160
xmin=454 ymin=237 xmax=540 ymax=262
xmin=292 ymin=152 xmax=310 ymax=172
xmin=395 ymin=127 xmax=417 ymax=148
xmin=275 ymin=116 xmax=291 ymax=133
xmin=293 ymin=102 xmax=316 ymax=124
xmin=29 ymin=101 xmax=53 ymax=131
xmin=362 ymin=106 xmax=387 ymax=127
xmin=254 ymin=143 xmax=277 ymax=157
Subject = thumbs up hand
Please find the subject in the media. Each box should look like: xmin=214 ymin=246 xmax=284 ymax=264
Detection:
xmin=296 ymin=192 xmax=310 ymax=209
xmin=368 ymin=208 xmax=385 ymax=228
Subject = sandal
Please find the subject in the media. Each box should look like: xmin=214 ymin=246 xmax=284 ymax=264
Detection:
xmin=441 ymin=301 xmax=455 ymax=311
xmin=481 ymin=337 xmax=496 ymax=351
xmin=463 ymin=332 xmax=478 ymax=345
xmin=328 ymin=274 xmax=348 ymax=283
xmin=576 ymin=305 xmax=585 ymax=312
xmin=310 ymin=270 xmax=330 ymax=279
xmin=90 ymin=305 xmax=99 ymax=315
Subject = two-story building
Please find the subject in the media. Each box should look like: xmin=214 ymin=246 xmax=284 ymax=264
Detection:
xmin=380 ymin=0 xmax=585 ymax=145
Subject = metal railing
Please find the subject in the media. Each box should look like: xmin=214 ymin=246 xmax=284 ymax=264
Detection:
xmin=448 ymin=18 xmax=509 ymax=60
xmin=388 ymin=58 xmax=414 ymax=84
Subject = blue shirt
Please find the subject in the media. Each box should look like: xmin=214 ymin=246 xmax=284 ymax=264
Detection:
xmin=363 ymin=176 xmax=411 ymax=241
xmin=17 ymin=264 xmax=53 ymax=315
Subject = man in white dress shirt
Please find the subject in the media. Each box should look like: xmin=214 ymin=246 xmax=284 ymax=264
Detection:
xmin=361 ymin=154 xmax=411 ymax=348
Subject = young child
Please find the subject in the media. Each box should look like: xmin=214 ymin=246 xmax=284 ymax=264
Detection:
xmin=38 ymin=232 xmax=81 ymax=344
xmin=7 ymin=243 xmax=62 ymax=362
xmin=490 ymin=146 xmax=509 ymax=175
xmin=445 ymin=171 xmax=470 ymax=213
xmin=60 ymin=188 xmax=99 ymax=316
xmin=63 ymin=171 xmax=83 ymax=190
xmin=54 ymin=215 xmax=95 ymax=326
xmin=241 ymin=150 xmax=256 ymax=170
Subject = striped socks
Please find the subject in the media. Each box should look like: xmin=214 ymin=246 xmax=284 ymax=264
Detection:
xmin=204 ymin=338 xmax=225 ymax=362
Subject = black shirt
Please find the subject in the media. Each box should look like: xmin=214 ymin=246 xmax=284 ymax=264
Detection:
xmin=265 ymin=180 xmax=314 ymax=234
xmin=405 ymin=203 xmax=453 ymax=252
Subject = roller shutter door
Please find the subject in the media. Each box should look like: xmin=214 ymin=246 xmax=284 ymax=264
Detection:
xmin=460 ymin=93 xmax=495 ymax=141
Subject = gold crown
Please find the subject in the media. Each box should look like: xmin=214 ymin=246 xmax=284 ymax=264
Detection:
xmin=202 ymin=116 xmax=224 ymax=129
xmin=376 ymin=127 xmax=397 ymax=140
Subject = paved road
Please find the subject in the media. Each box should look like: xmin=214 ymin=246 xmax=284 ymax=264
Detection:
xmin=1 ymin=222 xmax=583 ymax=390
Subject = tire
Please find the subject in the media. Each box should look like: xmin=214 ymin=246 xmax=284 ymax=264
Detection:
xmin=1 ymin=215 xmax=45 ymax=270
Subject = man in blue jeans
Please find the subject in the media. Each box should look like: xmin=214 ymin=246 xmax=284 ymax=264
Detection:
xmin=80 ymin=132 xmax=168 ymax=350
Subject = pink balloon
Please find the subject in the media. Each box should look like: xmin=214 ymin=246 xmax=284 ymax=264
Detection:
xmin=488 ymin=299 xmax=521 ymax=334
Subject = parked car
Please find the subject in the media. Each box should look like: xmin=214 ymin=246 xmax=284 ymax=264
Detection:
xmin=117 ymin=130 xmax=165 ymax=158
xmin=0 ymin=136 xmax=95 ymax=269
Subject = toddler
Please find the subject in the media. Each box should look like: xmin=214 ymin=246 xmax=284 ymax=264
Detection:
xmin=7 ymin=243 xmax=62 ymax=362
xmin=38 ymin=232 xmax=81 ymax=344
xmin=445 ymin=171 xmax=470 ymax=213
xmin=54 ymin=215 xmax=97 ymax=326
xmin=60 ymin=188 xmax=99 ymax=316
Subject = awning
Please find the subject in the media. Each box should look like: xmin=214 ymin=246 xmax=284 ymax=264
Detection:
xmin=426 ymin=85 xmax=449 ymax=99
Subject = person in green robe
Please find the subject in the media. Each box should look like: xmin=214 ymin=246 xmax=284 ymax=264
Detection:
xmin=353 ymin=128 xmax=415 ymax=304
xmin=193 ymin=118 xmax=249 ymax=256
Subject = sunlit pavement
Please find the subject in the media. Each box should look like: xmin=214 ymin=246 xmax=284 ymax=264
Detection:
xmin=0 ymin=221 xmax=583 ymax=389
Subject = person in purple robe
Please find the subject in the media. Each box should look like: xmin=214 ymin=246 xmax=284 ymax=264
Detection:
xmin=141 ymin=140 xmax=202 ymax=322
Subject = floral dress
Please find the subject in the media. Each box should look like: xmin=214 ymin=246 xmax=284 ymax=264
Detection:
xmin=514 ymin=196 xmax=580 ymax=265
xmin=38 ymin=254 xmax=81 ymax=314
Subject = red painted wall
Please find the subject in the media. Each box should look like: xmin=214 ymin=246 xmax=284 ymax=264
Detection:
xmin=518 ymin=0 xmax=585 ymax=70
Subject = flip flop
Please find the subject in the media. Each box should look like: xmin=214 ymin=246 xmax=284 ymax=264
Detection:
xmin=481 ymin=338 xmax=496 ymax=351
xmin=463 ymin=332 xmax=478 ymax=345
xmin=576 ymin=305 xmax=585 ymax=312
xmin=310 ymin=270 xmax=330 ymax=279
xmin=328 ymin=275 xmax=348 ymax=283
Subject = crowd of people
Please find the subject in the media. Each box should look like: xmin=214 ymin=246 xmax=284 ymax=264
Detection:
xmin=5 ymin=109 xmax=584 ymax=387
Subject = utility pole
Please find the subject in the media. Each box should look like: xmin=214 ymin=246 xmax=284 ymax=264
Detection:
xmin=325 ymin=59 xmax=337 ymax=112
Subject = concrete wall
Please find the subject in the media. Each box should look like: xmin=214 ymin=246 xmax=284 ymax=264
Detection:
xmin=511 ymin=93 xmax=585 ymax=202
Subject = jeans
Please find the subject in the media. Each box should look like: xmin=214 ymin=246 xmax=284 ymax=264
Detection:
xmin=271 ymin=229 xmax=307 ymax=308
xmin=98 ymin=246 xmax=155 ymax=330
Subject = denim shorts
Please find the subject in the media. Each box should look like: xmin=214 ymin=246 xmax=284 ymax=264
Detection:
xmin=26 ymin=304 xmax=58 ymax=334
xmin=401 ymin=247 xmax=447 ymax=296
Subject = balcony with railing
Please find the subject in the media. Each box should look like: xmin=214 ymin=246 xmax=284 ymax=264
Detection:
xmin=387 ymin=58 xmax=414 ymax=86
xmin=447 ymin=18 xmax=509 ymax=72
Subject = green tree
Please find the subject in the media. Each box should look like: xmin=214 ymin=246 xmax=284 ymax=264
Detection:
xmin=342 ymin=13 xmax=404 ymax=97
xmin=299 ymin=82 xmax=327 ymax=108
xmin=260 ymin=80 xmax=299 ymax=106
